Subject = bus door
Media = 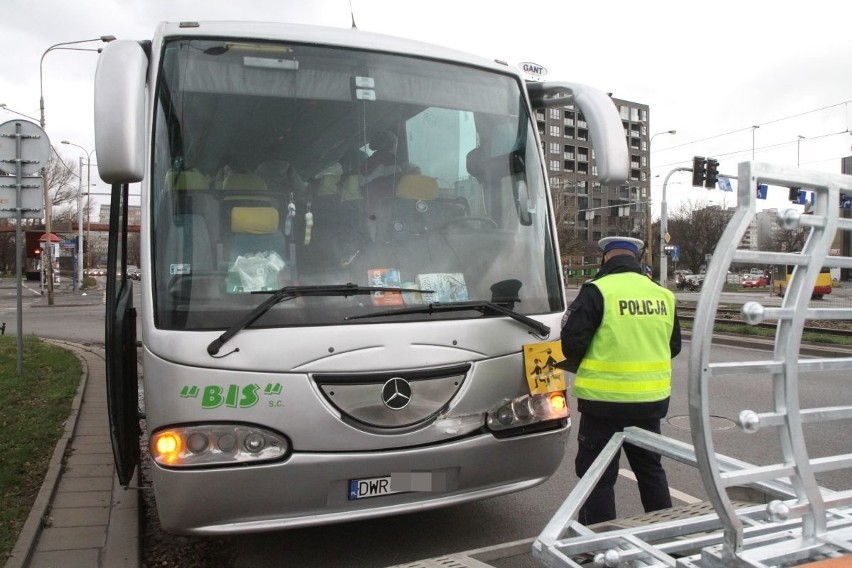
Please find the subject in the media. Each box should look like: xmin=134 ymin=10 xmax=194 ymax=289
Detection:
xmin=105 ymin=182 xmax=140 ymax=486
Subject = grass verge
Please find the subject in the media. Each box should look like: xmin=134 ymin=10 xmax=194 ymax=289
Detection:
xmin=0 ymin=335 xmax=81 ymax=562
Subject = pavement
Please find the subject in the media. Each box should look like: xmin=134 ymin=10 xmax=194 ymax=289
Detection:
xmin=5 ymin=281 xmax=140 ymax=568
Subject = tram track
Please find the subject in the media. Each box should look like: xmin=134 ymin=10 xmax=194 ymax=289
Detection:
xmin=676 ymin=305 xmax=852 ymax=338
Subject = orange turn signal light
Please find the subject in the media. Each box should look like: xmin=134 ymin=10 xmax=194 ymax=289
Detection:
xmin=548 ymin=392 xmax=567 ymax=413
xmin=152 ymin=431 xmax=183 ymax=464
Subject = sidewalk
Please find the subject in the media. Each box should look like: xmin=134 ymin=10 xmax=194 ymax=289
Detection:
xmin=5 ymin=342 xmax=140 ymax=568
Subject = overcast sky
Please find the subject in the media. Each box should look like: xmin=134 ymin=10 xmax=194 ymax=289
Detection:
xmin=2 ymin=0 xmax=851 ymax=218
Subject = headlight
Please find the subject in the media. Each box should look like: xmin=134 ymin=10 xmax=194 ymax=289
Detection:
xmin=486 ymin=391 xmax=569 ymax=432
xmin=150 ymin=423 xmax=290 ymax=468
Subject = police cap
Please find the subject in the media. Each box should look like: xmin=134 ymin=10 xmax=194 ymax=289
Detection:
xmin=598 ymin=236 xmax=644 ymax=254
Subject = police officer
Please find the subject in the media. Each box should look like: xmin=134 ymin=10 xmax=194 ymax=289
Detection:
xmin=560 ymin=236 xmax=681 ymax=525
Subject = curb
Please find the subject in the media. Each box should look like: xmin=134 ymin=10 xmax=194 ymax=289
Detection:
xmin=29 ymin=293 xmax=105 ymax=309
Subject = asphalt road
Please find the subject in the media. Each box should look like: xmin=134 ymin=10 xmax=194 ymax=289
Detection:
xmin=0 ymin=277 xmax=110 ymax=344
xmin=212 ymin=342 xmax=852 ymax=568
xmin=3 ymin=278 xmax=850 ymax=566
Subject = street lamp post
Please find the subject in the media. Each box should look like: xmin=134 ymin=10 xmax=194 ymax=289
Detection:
xmin=797 ymin=135 xmax=805 ymax=167
xmin=0 ymin=103 xmax=40 ymax=122
xmin=659 ymin=166 xmax=692 ymax=287
xmin=646 ymin=130 xmax=676 ymax=277
xmin=60 ymin=141 xmax=95 ymax=291
xmin=39 ymin=35 xmax=115 ymax=305
xmin=752 ymin=125 xmax=760 ymax=160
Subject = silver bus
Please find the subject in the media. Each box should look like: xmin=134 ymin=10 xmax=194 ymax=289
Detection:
xmin=95 ymin=21 xmax=628 ymax=534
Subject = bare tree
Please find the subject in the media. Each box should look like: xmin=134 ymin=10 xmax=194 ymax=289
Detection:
xmin=766 ymin=226 xmax=806 ymax=253
xmin=553 ymin=189 xmax=597 ymax=268
xmin=0 ymin=153 xmax=90 ymax=275
xmin=46 ymin=152 xmax=83 ymax=228
xmin=666 ymin=199 xmax=730 ymax=274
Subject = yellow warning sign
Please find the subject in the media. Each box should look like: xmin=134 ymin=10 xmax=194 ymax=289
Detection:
xmin=523 ymin=341 xmax=567 ymax=395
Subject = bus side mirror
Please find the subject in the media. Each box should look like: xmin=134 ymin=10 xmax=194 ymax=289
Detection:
xmin=94 ymin=40 xmax=148 ymax=183
xmin=526 ymin=81 xmax=628 ymax=185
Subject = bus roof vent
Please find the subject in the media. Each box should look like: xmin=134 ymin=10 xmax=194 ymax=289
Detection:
xmin=179 ymin=21 xmax=200 ymax=28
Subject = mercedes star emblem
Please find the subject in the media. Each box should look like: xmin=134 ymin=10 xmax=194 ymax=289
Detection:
xmin=381 ymin=378 xmax=412 ymax=410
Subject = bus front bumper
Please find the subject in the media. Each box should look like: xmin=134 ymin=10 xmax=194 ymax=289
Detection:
xmin=150 ymin=421 xmax=569 ymax=535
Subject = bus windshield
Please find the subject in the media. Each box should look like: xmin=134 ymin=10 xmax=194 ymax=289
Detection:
xmin=151 ymin=38 xmax=560 ymax=330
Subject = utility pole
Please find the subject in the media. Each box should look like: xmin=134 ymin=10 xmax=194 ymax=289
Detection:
xmin=659 ymin=166 xmax=692 ymax=288
xmin=647 ymin=130 xmax=676 ymax=277
xmin=39 ymin=35 xmax=115 ymax=305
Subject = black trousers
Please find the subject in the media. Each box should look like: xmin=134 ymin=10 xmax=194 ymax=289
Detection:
xmin=574 ymin=412 xmax=672 ymax=525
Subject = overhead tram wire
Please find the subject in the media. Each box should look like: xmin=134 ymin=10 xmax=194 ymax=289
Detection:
xmin=654 ymin=128 xmax=852 ymax=171
xmin=654 ymin=98 xmax=852 ymax=155
xmin=655 ymin=99 xmax=852 ymax=163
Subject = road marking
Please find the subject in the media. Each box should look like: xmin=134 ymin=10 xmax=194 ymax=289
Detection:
xmin=619 ymin=468 xmax=701 ymax=504
xmin=22 ymin=283 xmax=43 ymax=296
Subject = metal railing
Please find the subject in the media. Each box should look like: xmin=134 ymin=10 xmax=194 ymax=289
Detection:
xmin=534 ymin=162 xmax=852 ymax=567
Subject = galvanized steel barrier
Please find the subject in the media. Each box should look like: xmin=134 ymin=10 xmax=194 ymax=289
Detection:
xmin=533 ymin=162 xmax=852 ymax=567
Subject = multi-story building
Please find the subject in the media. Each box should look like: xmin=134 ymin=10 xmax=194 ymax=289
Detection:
xmin=537 ymin=96 xmax=650 ymax=274
xmin=754 ymin=209 xmax=782 ymax=250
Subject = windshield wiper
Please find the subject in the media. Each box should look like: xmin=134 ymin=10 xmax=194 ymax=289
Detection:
xmin=345 ymin=300 xmax=550 ymax=338
xmin=207 ymin=283 xmax=429 ymax=356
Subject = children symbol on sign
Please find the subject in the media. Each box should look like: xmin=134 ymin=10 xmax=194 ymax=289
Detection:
xmin=530 ymin=358 xmax=547 ymax=388
xmin=544 ymin=348 xmax=558 ymax=374
xmin=535 ymin=348 xmax=560 ymax=388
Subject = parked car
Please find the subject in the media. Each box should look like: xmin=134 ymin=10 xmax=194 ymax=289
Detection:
xmin=676 ymin=274 xmax=703 ymax=291
xmin=742 ymin=275 xmax=768 ymax=288
xmin=127 ymin=266 xmax=141 ymax=280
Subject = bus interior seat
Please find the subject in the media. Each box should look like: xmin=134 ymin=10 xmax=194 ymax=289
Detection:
xmin=227 ymin=206 xmax=287 ymax=260
xmin=396 ymin=173 xmax=439 ymax=200
xmin=222 ymin=172 xmax=272 ymax=203
xmin=218 ymin=172 xmax=279 ymax=252
xmin=165 ymin=168 xmax=210 ymax=192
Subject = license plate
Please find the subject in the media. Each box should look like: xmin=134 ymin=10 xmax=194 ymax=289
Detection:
xmin=349 ymin=476 xmax=398 ymax=500
xmin=349 ymin=472 xmax=447 ymax=500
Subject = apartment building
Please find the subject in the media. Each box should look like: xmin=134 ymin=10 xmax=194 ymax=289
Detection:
xmin=537 ymin=96 xmax=651 ymax=272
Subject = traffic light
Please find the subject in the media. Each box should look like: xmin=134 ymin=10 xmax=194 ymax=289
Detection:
xmin=33 ymin=247 xmax=40 ymax=257
xmin=692 ymin=156 xmax=707 ymax=187
xmin=705 ymin=158 xmax=719 ymax=189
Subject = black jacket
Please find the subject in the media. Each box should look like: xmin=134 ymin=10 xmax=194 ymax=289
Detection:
xmin=560 ymin=254 xmax=682 ymax=420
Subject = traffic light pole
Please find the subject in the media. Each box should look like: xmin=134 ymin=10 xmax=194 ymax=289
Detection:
xmin=660 ymin=166 xmax=692 ymax=288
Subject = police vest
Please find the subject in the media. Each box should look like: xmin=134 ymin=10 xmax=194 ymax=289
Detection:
xmin=573 ymin=272 xmax=675 ymax=403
